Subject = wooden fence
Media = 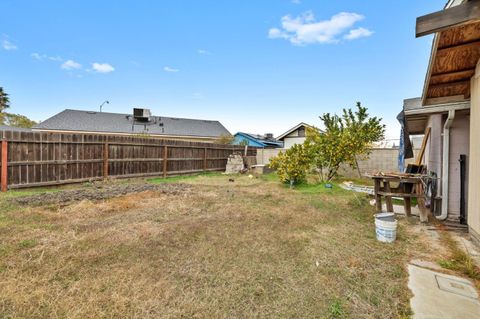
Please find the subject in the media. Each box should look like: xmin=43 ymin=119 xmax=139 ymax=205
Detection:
xmin=0 ymin=130 xmax=256 ymax=191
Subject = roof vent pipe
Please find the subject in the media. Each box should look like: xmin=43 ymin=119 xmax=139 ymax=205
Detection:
xmin=437 ymin=109 xmax=455 ymax=220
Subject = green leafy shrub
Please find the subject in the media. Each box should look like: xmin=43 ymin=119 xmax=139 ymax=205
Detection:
xmin=269 ymin=144 xmax=312 ymax=185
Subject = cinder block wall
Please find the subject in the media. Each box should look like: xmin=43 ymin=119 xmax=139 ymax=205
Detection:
xmin=257 ymin=147 xmax=418 ymax=177
xmin=337 ymin=148 xmax=419 ymax=178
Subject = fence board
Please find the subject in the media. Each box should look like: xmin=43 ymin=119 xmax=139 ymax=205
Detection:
xmin=0 ymin=130 xmax=256 ymax=190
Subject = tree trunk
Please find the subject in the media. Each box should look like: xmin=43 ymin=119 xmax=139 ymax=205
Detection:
xmin=354 ymin=155 xmax=362 ymax=178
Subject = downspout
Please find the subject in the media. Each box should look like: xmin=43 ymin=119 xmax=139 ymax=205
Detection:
xmin=437 ymin=110 xmax=455 ymax=220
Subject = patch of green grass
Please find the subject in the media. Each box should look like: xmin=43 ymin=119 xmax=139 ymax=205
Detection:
xmin=0 ymin=187 xmax=64 ymax=200
xmin=293 ymin=182 xmax=349 ymax=195
xmin=328 ymin=299 xmax=345 ymax=318
xmin=19 ymin=239 xmax=37 ymax=249
xmin=147 ymin=172 xmax=223 ymax=184
xmin=258 ymin=172 xmax=279 ymax=182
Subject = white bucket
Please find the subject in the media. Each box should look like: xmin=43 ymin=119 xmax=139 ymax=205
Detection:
xmin=375 ymin=213 xmax=397 ymax=243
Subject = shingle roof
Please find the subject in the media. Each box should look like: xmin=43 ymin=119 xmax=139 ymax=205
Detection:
xmin=236 ymin=132 xmax=283 ymax=147
xmin=34 ymin=109 xmax=231 ymax=138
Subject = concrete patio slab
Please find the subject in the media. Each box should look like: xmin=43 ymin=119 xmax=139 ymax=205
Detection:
xmin=408 ymin=264 xmax=480 ymax=319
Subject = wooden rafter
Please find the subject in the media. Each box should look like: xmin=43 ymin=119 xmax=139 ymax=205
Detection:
xmin=427 ymin=80 xmax=470 ymax=99
xmin=432 ymin=41 xmax=480 ymax=74
xmin=430 ymin=69 xmax=476 ymax=85
xmin=438 ymin=21 xmax=480 ymax=48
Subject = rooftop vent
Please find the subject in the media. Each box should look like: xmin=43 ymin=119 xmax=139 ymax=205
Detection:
xmin=264 ymin=133 xmax=274 ymax=140
xmin=133 ymin=108 xmax=151 ymax=122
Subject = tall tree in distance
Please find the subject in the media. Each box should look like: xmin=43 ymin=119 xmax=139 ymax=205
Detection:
xmin=0 ymin=87 xmax=37 ymax=128
xmin=0 ymin=87 xmax=10 ymax=112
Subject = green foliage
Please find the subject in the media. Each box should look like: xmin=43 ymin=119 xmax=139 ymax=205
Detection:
xmin=0 ymin=112 xmax=37 ymax=128
xmin=305 ymin=102 xmax=385 ymax=182
xmin=0 ymin=87 xmax=10 ymax=112
xmin=0 ymin=88 xmax=36 ymax=128
xmin=269 ymin=143 xmax=312 ymax=185
xmin=19 ymin=239 xmax=37 ymax=249
xmin=328 ymin=299 xmax=345 ymax=318
xmin=215 ymin=134 xmax=234 ymax=145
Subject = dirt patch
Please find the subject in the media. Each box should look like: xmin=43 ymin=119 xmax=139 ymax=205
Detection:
xmin=11 ymin=183 xmax=191 ymax=206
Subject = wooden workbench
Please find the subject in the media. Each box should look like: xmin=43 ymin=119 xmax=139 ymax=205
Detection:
xmin=371 ymin=174 xmax=430 ymax=222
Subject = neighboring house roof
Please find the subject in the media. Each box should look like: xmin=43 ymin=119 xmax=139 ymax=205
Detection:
xmin=0 ymin=125 xmax=33 ymax=132
xmin=234 ymin=132 xmax=283 ymax=148
xmin=276 ymin=122 xmax=315 ymax=141
xmin=33 ymin=109 xmax=231 ymax=138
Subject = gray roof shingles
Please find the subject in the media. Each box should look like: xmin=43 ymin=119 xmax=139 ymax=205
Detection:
xmin=34 ymin=109 xmax=231 ymax=138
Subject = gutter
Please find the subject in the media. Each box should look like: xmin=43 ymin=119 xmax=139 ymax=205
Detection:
xmin=437 ymin=110 xmax=456 ymax=220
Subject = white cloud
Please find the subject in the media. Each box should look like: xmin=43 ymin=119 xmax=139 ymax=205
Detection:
xmin=2 ymin=39 xmax=17 ymax=50
xmin=31 ymin=52 xmax=63 ymax=61
xmin=268 ymin=11 xmax=373 ymax=45
xmin=48 ymin=55 xmax=63 ymax=61
xmin=291 ymin=0 xmax=301 ymax=4
xmin=31 ymin=52 xmax=45 ymax=60
xmin=61 ymin=59 xmax=82 ymax=70
xmin=197 ymin=49 xmax=211 ymax=55
xmin=164 ymin=66 xmax=179 ymax=73
xmin=92 ymin=62 xmax=115 ymax=73
xmin=343 ymin=27 xmax=373 ymax=40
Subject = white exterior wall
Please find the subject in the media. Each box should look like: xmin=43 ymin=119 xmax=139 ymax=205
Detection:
xmin=425 ymin=114 xmax=443 ymax=179
xmin=422 ymin=113 xmax=470 ymax=222
xmin=448 ymin=114 xmax=470 ymax=221
xmin=283 ymin=137 xmax=306 ymax=149
xmin=469 ymin=64 xmax=480 ymax=244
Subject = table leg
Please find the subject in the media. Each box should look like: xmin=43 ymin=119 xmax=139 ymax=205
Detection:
xmin=416 ymin=184 xmax=429 ymax=223
xmin=384 ymin=181 xmax=394 ymax=212
xmin=374 ymin=180 xmax=382 ymax=212
xmin=404 ymin=197 xmax=412 ymax=217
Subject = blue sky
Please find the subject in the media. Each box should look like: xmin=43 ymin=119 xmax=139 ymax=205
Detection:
xmin=1 ymin=0 xmax=445 ymax=139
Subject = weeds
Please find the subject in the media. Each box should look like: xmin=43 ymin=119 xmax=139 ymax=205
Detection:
xmin=438 ymin=232 xmax=480 ymax=289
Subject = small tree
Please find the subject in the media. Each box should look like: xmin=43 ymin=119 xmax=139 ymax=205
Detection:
xmin=0 ymin=87 xmax=10 ymax=113
xmin=269 ymin=143 xmax=312 ymax=185
xmin=306 ymin=102 xmax=385 ymax=181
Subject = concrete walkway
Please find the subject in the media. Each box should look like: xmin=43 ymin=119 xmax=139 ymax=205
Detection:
xmin=408 ymin=262 xmax=480 ymax=318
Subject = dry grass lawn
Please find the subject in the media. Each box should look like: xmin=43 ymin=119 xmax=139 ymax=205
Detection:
xmin=0 ymin=174 xmax=423 ymax=318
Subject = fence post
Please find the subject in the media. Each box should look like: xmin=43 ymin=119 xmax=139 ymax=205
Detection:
xmin=203 ymin=147 xmax=207 ymax=171
xmin=1 ymin=139 xmax=8 ymax=192
xmin=163 ymin=145 xmax=168 ymax=178
xmin=103 ymin=142 xmax=109 ymax=179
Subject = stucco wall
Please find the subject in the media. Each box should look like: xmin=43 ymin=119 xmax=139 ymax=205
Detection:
xmin=422 ymin=113 xmax=470 ymax=222
xmin=469 ymin=65 xmax=480 ymax=244
xmin=283 ymin=137 xmax=306 ymax=149
xmin=425 ymin=114 xmax=443 ymax=179
xmin=447 ymin=113 xmax=470 ymax=222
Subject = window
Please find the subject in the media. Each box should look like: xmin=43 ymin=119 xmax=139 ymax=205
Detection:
xmin=298 ymin=126 xmax=306 ymax=137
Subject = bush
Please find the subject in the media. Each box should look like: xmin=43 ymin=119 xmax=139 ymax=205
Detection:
xmin=269 ymin=144 xmax=312 ymax=185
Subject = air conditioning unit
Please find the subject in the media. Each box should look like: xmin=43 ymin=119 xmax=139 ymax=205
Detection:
xmin=133 ymin=108 xmax=151 ymax=121
xmin=264 ymin=133 xmax=274 ymax=140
